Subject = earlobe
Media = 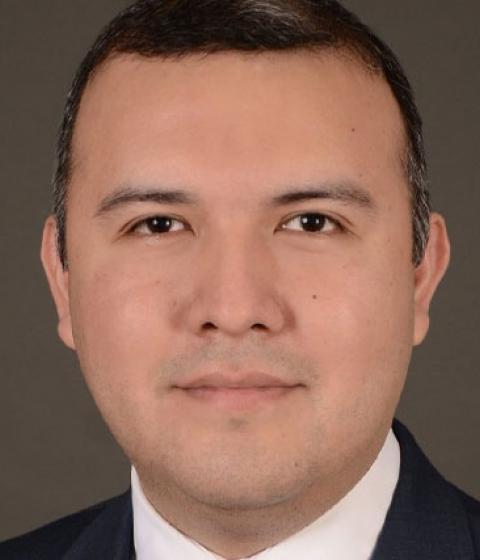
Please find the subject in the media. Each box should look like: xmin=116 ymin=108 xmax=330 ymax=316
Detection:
xmin=413 ymin=213 xmax=451 ymax=346
xmin=40 ymin=216 xmax=76 ymax=350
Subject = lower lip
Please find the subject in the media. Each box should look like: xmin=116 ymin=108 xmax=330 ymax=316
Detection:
xmin=179 ymin=386 xmax=300 ymax=410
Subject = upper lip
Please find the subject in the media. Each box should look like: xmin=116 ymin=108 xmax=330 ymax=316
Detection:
xmin=176 ymin=372 xmax=301 ymax=389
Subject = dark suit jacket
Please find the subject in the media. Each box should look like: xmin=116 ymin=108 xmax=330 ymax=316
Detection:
xmin=1 ymin=420 xmax=479 ymax=559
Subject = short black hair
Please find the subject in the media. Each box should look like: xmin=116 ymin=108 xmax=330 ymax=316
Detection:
xmin=53 ymin=0 xmax=430 ymax=269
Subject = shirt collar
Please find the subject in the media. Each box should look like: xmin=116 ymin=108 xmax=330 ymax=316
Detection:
xmin=132 ymin=429 xmax=400 ymax=560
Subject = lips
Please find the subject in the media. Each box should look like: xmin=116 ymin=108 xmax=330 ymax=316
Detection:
xmin=174 ymin=371 xmax=303 ymax=410
xmin=175 ymin=371 xmax=300 ymax=390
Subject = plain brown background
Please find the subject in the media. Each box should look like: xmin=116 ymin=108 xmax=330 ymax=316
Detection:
xmin=1 ymin=0 xmax=479 ymax=541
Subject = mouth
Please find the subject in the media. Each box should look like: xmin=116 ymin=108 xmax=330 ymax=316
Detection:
xmin=174 ymin=371 xmax=304 ymax=411
xmin=176 ymin=385 xmax=302 ymax=410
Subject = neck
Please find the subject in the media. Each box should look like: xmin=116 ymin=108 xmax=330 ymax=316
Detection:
xmin=135 ymin=436 xmax=386 ymax=559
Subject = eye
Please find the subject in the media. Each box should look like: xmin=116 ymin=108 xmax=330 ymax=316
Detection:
xmin=280 ymin=213 xmax=342 ymax=234
xmin=128 ymin=216 xmax=187 ymax=236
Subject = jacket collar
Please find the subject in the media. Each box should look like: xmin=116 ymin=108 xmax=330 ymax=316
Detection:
xmin=65 ymin=490 xmax=133 ymax=560
xmin=372 ymin=419 xmax=476 ymax=559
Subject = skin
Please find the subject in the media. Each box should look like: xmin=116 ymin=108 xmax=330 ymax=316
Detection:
xmin=41 ymin=51 xmax=450 ymax=558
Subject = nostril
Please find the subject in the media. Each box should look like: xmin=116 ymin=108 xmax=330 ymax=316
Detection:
xmin=252 ymin=323 xmax=268 ymax=331
xmin=202 ymin=322 xmax=217 ymax=331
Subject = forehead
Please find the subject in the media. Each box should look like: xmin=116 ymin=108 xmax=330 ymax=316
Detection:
xmin=71 ymin=50 xmax=407 ymax=204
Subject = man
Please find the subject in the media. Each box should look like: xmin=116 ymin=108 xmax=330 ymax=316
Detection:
xmin=1 ymin=0 xmax=478 ymax=558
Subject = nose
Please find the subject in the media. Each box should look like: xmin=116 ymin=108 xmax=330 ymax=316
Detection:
xmin=179 ymin=234 xmax=291 ymax=338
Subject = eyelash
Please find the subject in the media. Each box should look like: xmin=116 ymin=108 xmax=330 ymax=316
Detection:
xmin=280 ymin=213 xmax=344 ymax=234
xmin=126 ymin=212 xmax=345 ymax=237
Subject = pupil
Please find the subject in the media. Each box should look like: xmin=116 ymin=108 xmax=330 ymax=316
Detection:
xmin=301 ymin=214 xmax=326 ymax=232
xmin=148 ymin=217 xmax=172 ymax=233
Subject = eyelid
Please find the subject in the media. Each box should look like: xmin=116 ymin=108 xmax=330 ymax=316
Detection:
xmin=125 ymin=214 xmax=189 ymax=235
xmin=279 ymin=211 xmax=346 ymax=233
xmin=122 ymin=210 xmax=348 ymax=237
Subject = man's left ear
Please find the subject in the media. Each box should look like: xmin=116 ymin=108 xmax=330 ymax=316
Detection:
xmin=413 ymin=212 xmax=451 ymax=346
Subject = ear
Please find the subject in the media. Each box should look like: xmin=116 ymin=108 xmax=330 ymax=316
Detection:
xmin=413 ymin=212 xmax=450 ymax=346
xmin=40 ymin=216 xmax=76 ymax=350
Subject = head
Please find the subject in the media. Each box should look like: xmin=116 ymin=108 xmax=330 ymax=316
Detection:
xmin=41 ymin=0 xmax=450 ymax=534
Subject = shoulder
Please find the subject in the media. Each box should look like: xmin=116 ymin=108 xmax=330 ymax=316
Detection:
xmin=0 ymin=492 xmax=130 ymax=560
xmin=394 ymin=420 xmax=480 ymax=523
xmin=377 ymin=420 xmax=480 ymax=558
xmin=457 ymin=486 xmax=480 ymax=550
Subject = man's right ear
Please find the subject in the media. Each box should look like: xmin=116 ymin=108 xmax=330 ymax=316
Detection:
xmin=40 ymin=216 xmax=76 ymax=350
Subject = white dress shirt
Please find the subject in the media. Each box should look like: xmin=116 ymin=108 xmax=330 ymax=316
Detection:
xmin=132 ymin=430 xmax=400 ymax=560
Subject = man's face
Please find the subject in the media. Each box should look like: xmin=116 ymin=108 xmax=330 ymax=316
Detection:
xmin=44 ymin=51 xmax=438 ymax=510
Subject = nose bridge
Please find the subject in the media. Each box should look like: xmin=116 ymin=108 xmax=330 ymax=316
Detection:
xmin=210 ymin=231 xmax=267 ymax=299
xmin=184 ymin=228 xmax=288 ymax=337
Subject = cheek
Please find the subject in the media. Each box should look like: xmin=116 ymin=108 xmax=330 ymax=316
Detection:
xmin=68 ymin=263 xmax=176 ymax=401
xmin=293 ymin=249 xmax=415 ymax=413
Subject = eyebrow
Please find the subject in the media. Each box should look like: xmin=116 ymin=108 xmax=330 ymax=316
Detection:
xmin=269 ymin=183 xmax=376 ymax=211
xmin=95 ymin=186 xmax=200 ymax=217
xmin=95 ymin=181 xmax=376 ymax=217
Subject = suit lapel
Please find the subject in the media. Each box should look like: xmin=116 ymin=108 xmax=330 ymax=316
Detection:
xmin=372 ymin=420 xmax=476 ymax=560
xmin=64 ymin=490 xmax=133 ymax=560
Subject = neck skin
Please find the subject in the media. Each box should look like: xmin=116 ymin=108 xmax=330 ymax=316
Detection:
xmin=135 ymin=430 xmax=387 ymax=559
